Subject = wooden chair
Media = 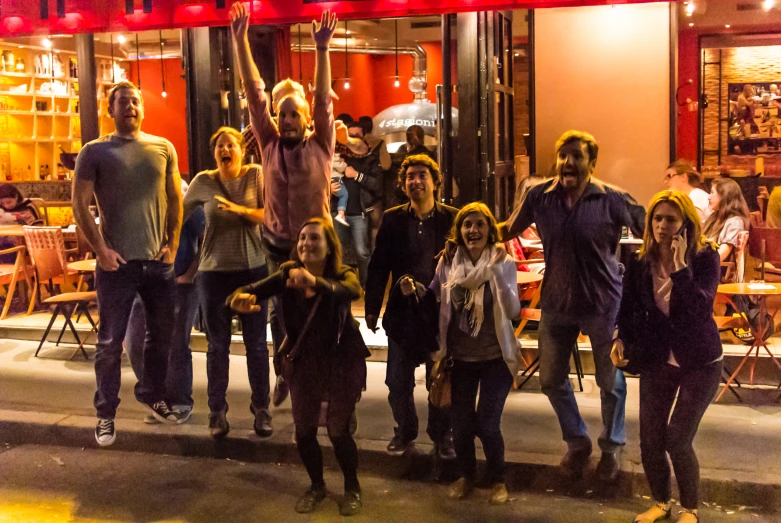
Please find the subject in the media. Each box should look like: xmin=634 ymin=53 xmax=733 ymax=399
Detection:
xmin=27 ymin=198 xmax=48 ymax=225
xmin=748 ymin=225 xmax=781 ymax=281
xmin=0 ymin=245 xmax=32 ymax=320
xmin=22 ymin=226 xmax=96 ymax=359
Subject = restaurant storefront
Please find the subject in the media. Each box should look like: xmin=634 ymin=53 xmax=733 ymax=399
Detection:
xmin=0 ymin=0 xmax=674 ymax=219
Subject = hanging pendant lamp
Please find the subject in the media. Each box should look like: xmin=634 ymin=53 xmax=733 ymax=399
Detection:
xmin=343 ymin=21 xmax=349 ymax=89
xmin=394 ymin=20 xmax=400 ymax=88
xmin=159 ymin=31 xmax=166 ymax=98
xmin=135 ymin=34 xmax=141 ymax=90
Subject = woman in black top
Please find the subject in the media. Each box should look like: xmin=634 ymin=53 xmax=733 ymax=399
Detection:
xmin=227 ymin=217 xmax=369 ymax=517
xmin=612 ymin=190 xmax=722 ymax=523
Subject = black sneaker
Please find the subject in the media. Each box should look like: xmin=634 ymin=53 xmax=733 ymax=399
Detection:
xmin=339 ymin=490 xmax=362 ymax=517
xmin=143 ymin=400 xmax=180 ymax=423
xmin=386 ymin=434 xmax=413 ymax=456
xmin=209 ymin=408 xmax=230 ymax=439
xmin=95 ymin=418 xmax=116 ymax=447
xmin=294 ymin=487 xmax=326 ymax=514
xmin=251 ymin=405 xmax=273 ymax=438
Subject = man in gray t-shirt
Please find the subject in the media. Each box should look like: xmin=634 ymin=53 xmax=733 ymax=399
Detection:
xmin=73 ymin=80 xmax=185 ymax=447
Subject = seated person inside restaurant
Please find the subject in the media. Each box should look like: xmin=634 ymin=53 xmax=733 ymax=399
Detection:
xmin=702 ymin=178 xmax=750 ymax=282
xmin=0 ymin=183 xmax=44 ymax=264
xmin=663 ymin=159 xmax=711 ymax=222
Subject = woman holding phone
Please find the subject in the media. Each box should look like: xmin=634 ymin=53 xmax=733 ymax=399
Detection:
xmin=612 ymin=190 xmax=722 ymax=523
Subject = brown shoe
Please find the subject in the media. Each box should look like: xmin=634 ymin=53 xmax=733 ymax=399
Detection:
xmin=488 ymin=483 xmax=509 ymax=505
xmin=447 ymin=477 xmax=473 ymax=500
xmin=560 ymin=440 xmax=592 ymax=479
xmin=208 ymin=407 xmax=229 ymax=439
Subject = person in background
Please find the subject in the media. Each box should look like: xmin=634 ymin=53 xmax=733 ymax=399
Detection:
xmin=766 ymin=185 xmax=781 ymax=228
xmin=403 ymin=125 xmax=437 ymax=164
xmin=330 ymin=120 xmax=383 ymax=289
xmin=365 ymin=154 xmax=458 ymax=460
xmin=358 ymin=115 xmax=392 ymax=248
xmin=227 ymin=218 xmax=369 ymax=517
xmin=73 ymin=80 xmax=185 ymax=447
xmin=230 ymin=3 xmax=337 ymax=408
xmin=182 ymin=126 xmax=270 ymax=439
xmin=125 ymin=179 xmax=205 ymax=424
xmin=702 ymin=178 xmax=749 ymax=269
xmin=612 ymin=190 xmax=722 ymax=523
xmin=499 ymin=130 xmax=645 ymax=483
xmin=424 ymin=202 xmax=521 ymax=505
xmin=0 ymin=184 xmax=43 ymax=226
xmin=663 ymin=160 xmax=711 ymax=222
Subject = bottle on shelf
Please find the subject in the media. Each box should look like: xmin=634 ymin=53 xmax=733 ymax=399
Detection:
xmin=26 ymin=165 xmax=32 ymax=181
xmin=57 ymin=163 xmax=65 ymax=180
xmin=39 ymin=164 xmax=45 ymax=180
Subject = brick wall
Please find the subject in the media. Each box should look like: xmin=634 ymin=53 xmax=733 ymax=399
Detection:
xmin=702 ymin=46 xmax=781 ymax=166
xmin=513 ymin=53 xmax=530 ymax=157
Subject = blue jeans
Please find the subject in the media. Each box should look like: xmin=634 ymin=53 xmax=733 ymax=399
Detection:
xmin=125 ymin=280 xmax=199 ymax=409
xmin=332 ymin=176 xmax=348 ymax=211
xmin=198 ymin=267 xmax=270 ymax=413
xmin=451 ymin=357 xmax=514 ymax=483
xmin=93 ymin=260 xmax=176 ymax=419
xmin=334 ymin=214 xmax=370 ymax=289
xmin=538 ymin=305 xmax=626 ymax=453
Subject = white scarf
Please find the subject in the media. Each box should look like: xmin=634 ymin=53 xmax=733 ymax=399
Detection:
xmin=443 ymin=244 xmax=496 ymax=337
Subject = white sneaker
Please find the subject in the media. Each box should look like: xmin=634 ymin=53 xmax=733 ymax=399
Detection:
xmin=95 ymin=418 xmax=116 ymax=447
xmin=335 ymin=214 xmax=350 ymax=227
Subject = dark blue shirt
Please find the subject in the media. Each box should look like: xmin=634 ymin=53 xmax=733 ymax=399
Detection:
xmin=174 ymin=207 xmax=205 ymax=277
xmin=506 ymin=177 xmax=646 ymax=315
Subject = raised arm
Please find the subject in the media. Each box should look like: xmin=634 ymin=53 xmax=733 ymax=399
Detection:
xmin=311 ymin=11 xmax=337 ymax=151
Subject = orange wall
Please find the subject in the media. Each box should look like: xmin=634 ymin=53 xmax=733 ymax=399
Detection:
xmin=291 ymin=41 xmax=446 ymax=121
xmin=129 ymin=58 xmax=189 ymax=175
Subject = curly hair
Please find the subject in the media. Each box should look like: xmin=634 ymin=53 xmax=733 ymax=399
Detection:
xmin=397 ymin=154 xmax=441 ymax=188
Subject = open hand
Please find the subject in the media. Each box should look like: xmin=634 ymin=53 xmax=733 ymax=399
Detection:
xmin=610 ymin=339 xmax=629 ymax=368
xmin=214 ymin=195 xmax=245 ymax=216
xmin=229 ymin=2 xmax=250 ymax=42
xmin=312 ymin=10 xmax=337 ymax=49
xmin=335 ymin=120 xmax=349 ymax=144
xmin=229 ymin=292 xmax=261 ymax=314
xmin=671 ymin=227 xmax=688 ymax=271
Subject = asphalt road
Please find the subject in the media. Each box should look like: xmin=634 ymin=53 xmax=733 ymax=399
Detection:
xmin=0 ymin=444 xmax=772 ymax=523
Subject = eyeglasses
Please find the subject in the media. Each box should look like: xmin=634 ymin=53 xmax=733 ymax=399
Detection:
xmin=664 ymin=172 xmax=685 ymax=180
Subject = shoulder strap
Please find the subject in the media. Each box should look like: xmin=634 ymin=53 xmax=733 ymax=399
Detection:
xmin=286 ymin=294 xmax=323 ymax=361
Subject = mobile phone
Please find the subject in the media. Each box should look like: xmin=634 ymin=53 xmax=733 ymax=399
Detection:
xmin=676 ymin=225 xmax=685 ymax=236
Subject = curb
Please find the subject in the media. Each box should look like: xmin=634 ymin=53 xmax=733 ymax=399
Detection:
xmin=0 ymin=409 xmax=778 ymax=513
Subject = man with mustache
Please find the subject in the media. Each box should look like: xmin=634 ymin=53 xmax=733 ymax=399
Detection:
xmin=366 ymin=154 xmax=457 ymax=459
xmin=499 ymin=130 xmax=645 ymax=483
xmin=230 ymin=3 xmax=337 ymax=406
xmin=73 ymin=80 xmax=185 ymax=447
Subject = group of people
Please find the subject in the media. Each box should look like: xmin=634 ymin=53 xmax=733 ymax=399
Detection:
xmin=68 ymin=4 xmax=753 ymax=520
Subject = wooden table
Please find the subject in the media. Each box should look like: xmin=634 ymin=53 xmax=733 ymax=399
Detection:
xmin=68 ymin=259 xmax=96 ymax=272
xmin=715 ymin=282 xmax=781 ymax=402
xmin=516 ymin=271 xmax=543 ymax=286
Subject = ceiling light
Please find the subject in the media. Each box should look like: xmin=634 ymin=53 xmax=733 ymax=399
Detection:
xmin=42 ymin=38 xmax=52 ymax=49
xmin=162 ymin=91 xmax=167 ymax=98
xmin=345 ymin=29 xmax=351 ymax=35
xmin=725 ymin=24 xmax=731 ymax=28
xmin=17 ymin=45 xmax=23 ymax=49
xmin=689 ymin=22 xmax=694 ymax=27
xmin=344 ymin=80 xmax=350 ymax=89
xmin=514 ymin=52 xmax=520 ymax=57
xmin=685 ymin=3 xmax=695 ymax=15
xmin=764 ymin=0 xmax=775 ymax=10
xmin=394 ymin=78 xmax=400 ymax=88
xmin=117 ymin=34 xmax=126 ymax=44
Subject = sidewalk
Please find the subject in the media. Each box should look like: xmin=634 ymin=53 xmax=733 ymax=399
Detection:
xmin=0 ymin=338 xmax=779 ymax=513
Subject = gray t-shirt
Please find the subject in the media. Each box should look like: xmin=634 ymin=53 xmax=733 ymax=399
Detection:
xmin=74 ymin=132 xmax=178 ymax=261
xmin=183 ymin=165 xmax=266 ymax=272
xmin=713 ymin=215 xmax=746 ymax=248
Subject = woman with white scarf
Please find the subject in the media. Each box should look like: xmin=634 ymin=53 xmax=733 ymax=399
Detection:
xmin=402 ymin=202 xmax=521 ymax=504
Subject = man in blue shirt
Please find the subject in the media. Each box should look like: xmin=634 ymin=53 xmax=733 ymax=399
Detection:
xmin=501 ymin=130 xmax=645 ymax=483
xmin=125 ymin=180 xmax=206 ymax=422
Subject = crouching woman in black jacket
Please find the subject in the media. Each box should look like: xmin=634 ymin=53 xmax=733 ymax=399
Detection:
xmin=611 ymin=190 xmax=722 ymax=523
xmin=227 ymin=218 xmax=370 ymax=517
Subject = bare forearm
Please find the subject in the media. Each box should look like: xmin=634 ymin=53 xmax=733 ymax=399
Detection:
xmin=73 ymin=204 xmax=105 ymax=254
xmin=234 ymin=33 xmax=261 ymax=89
xmin=315 ymin=48 xmax=330 ymax=96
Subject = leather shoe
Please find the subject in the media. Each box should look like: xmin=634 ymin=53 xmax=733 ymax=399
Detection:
xmin=339 ymin=490 xmax=362 ymax=517
xmin=294 ymin=487 xmax=326 ymax=514
xmin=436 ymin=434 xmax=457 ymax=461
xmin=272 ymin=376 xmax=289 ymax=407
xmin=208 ymin=406 xmax=229 ymax=439
xmin=447 ymin=477 xmax=473 ymax=500
xmin=560 ymin=440 xmax=592 ymax=479
xmin=488 ymin=483 xmax=509 ymax=505
xmin=251 ymin=406 xmax=273 ymax=438
xmin=596 ymin=450 xmax=620 ymax=483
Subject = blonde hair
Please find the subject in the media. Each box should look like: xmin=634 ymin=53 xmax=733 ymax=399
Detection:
xmin=641 ymin=190 xmax=715 ymax=263
xmin=272 ymin=79 xmax=306 ymax=112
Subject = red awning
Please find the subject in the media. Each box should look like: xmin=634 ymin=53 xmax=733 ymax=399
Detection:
xmin=1 ymin=1 xmax=669 ymax=37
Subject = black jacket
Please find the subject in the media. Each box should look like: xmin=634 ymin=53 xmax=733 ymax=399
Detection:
xmin=365 ymin=202 xmax=457 ymax=318
xmin=616 ymin=245 xmax=722 ymax=373
xmin=333 ymin=144 xmax=384 ymax=213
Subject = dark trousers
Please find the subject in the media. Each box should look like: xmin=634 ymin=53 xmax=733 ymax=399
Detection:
xmin=264 ymin=253 xmax=288 ymax=378
xmin=94 ymin=261 xmax=176 ymax=419
xmin=451 ymin=357 xmax=514 ymax=484
xmin=385 ymin=337 xmax=450 ymax=443
xmin=538 ymin=305 xmax=627 ymax=452
xmin=198 ymin=267 xmax=270 ymax=413
xmin=125 ymin=281 xmax=200 ymax=408
xmin=639 ymin=360 xmax=722 ymax=510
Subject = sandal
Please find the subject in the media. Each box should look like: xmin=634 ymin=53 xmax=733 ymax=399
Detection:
xmin=633 ymin=502 xmax=671 ymax=523
xmin=678 ymin=508 xmax=699 ymax=523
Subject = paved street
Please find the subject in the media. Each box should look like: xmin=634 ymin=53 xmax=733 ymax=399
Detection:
xmin=0 ymin=444 xmax=773 ymax=523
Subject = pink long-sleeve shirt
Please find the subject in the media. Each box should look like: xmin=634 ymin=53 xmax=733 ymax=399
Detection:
xmin=246 ymin=79 xmax=335 ymax=249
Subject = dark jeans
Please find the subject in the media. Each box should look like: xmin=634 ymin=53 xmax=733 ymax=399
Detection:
xmin=334 ymin=214 xmax=370 ymax=289
xmin=538 ymin=305 xmax=627 ymax=452
xmin=94 ymin=260 xmax=176 ymax=419
xmin=125 ymin=280 xmax=200 ymax=408
xmin=640 ymin=361 xmax=722 ymax=510
xmin=263 ymin=253 xmax=288 ymax=378
xmin=198 ymin=267 xmax=270 ymax=413
xmin=385 ymin=337 xmax=450 ymax=443
xmin=451 ymin=357 xmax=514 ymax=484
